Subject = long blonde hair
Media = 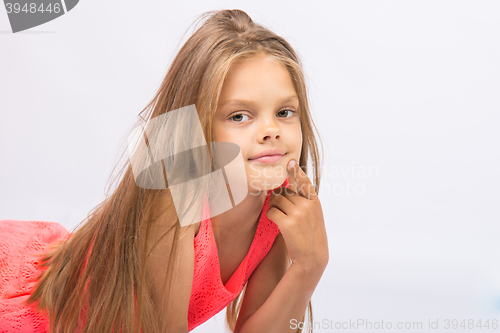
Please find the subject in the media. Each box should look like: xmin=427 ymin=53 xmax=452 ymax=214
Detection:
xmin=27 ymin=9 xmax=323 ymax=333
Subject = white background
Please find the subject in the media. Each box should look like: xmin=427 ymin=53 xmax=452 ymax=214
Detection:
xmin=1 ymin=1 xmax=499 ymax=332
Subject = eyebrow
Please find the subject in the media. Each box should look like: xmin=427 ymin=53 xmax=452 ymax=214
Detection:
xmin=218 ymin=95 xmax=298 ymax=108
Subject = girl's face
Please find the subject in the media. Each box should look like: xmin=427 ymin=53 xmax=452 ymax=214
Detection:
xmin=213 ymin=53 xmax=302 ymax=194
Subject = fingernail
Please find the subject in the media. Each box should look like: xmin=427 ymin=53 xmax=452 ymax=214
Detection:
xmin=288 ymin=159 xmax=296 ymax=168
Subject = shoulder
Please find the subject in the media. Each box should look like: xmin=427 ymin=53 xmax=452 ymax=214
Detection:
xmin=0 ymin=219 xmax=69 ymax=254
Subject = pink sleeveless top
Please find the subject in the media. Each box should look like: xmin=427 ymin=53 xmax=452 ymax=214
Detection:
xmin=0 ymin=220 xmax=69 ymax=332
xmin=0 ymin=177 xmax=288 ymax=332
xmin=188 ymin=177 xmax=288 ymax=330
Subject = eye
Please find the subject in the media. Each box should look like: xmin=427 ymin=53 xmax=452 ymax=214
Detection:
xmin=229 ymin=113 xmax=250 ymax=122
xmin=228 ymin=109 xmax=296 ymax=122
xmin=277 ymin=109 xmax=296 ymax=118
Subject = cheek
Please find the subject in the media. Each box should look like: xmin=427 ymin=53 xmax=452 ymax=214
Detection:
xmin=214 ymin=129 xmax=248 ymax=157
xmin=235 ymin=140 xmax=249 ymax=158
xmin=291 ymin=126 xmax=303 ymax=150
xmin=212 ymin=124 xmax=224 ymax=142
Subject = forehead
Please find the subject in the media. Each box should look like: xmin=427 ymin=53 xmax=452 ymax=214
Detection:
xmin=218 ymin=54 xmax=297 ymax=106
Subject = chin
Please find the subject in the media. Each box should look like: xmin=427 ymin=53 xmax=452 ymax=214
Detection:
xmin=247 ymin=174 xmax=288 ymax=193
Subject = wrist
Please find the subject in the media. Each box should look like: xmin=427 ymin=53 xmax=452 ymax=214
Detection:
xmin=289 ymin=260 xmax=326 ymax=285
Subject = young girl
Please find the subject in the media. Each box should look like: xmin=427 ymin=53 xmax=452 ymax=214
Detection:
xmin=0 ymin=9 xmax=328 ymax=333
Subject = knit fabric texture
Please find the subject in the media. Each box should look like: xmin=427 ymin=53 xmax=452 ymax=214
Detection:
xmin=188 ymin=177 xmax=287 ymax=331
xmin=0 ymin=220 xmax=69 ymax=332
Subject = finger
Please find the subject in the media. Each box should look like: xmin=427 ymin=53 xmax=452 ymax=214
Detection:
xmin=266 ymin=206 xmax=286 ymax=228
xmin=287 ymin=159 xmax=317 ymax=200
xmin=272 ymin=182 xmax=297 ymax=197
xmin=285 ymin=168 xmax=297 ymax=194
xmin=269 ymin=190 xmax=295 ymax=215
xmin=271 ymin=186 xmax=300 ymax=205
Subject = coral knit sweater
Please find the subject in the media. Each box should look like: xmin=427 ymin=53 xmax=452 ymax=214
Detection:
xmin=0 ymin=177 xmax=288 ymax=332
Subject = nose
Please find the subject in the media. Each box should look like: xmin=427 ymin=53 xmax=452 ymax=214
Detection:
xmin=258 ymin=116 xmax=281 ymax=142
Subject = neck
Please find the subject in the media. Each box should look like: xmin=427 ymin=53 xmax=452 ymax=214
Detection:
xmin=212 ymin=186 xmax=268 ymax=239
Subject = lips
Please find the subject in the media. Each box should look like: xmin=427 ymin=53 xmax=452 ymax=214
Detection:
xmin=248 ymin=148 xmax=286 ymax=160
xmin=249 ymin=154 xmax=285 ymax=163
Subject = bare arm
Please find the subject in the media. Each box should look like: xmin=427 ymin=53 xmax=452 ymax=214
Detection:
xmin=234 ymin=232 xmax=289 ymax=333
xmin=236 ymin=161 xmax=329 ymax=333
xmin=144 ymin=193 xmax=197 ymax=333
xmin=239 ymin=264 xmax=324 ymax=333
xmin=234 ymin=232 xmax=326 ymax=333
